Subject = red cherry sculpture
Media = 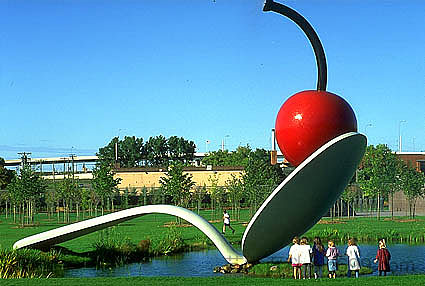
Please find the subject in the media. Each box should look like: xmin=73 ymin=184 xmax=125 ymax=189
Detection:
xmin=275 ymin=90 xmax=357 ymax=166
xmin=263 ymin=0 xmax=358 ymax=166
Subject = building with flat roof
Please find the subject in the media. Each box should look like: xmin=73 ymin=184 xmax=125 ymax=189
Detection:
xmin=114 ymin=166 xmax=244 ymax=193
xmin=390 ymin=152 xmax=425 ymax=215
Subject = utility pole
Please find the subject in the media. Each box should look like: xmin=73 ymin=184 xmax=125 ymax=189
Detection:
xmin=69 ymin=154 xmax=76 ymax=179
xmin=61 ymin=157 xmax=67 ymax=178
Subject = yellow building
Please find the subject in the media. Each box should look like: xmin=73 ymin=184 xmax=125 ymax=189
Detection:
xmin=114 ymin=166 xmax=244 ymax=193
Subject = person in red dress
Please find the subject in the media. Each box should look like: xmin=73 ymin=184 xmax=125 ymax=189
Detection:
xmin=374 ymin=239 xmax=391 ymax=276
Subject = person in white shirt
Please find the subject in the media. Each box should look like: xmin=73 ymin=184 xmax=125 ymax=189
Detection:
xmin=288 ymin=237 xmax=301 ymax=279
xmin=222 ymin=210 xmax=235 ymax=234
xmin=299 ymin=237 xmax=312 ymax=279
xmin=346 ymin=238 xmax=361 ymax=278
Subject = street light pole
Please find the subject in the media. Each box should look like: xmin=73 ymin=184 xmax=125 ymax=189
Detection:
xmin=206 ymin=140 xmax=210 ymax=153
xmin=364 ymin=123 xmax=372 ymax=135
xmin=222 ymin=135 xmax=230 ymax=152
xmin=398 ymin=120 xmax=406 ymax=153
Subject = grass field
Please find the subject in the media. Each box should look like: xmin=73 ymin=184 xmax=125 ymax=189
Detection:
xmin=0 ymin=210 xmax=241 ymax=251
xmin=2 ymin=209 xmax=425 ymax=284
xmin=2 ymin=275 xmax=425 ymax=286
xmin=2 ymin=210 xmax=425 ymax=252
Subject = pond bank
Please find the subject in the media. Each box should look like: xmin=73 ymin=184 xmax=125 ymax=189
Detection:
xmin=64 ymin=244 xmax=425 ymax=278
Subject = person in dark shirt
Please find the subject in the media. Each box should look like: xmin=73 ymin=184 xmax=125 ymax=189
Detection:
xmin=312 ymin=237 xmax=325 ymax=279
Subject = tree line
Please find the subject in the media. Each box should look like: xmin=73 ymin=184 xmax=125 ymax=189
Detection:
xmin=347 ymin=144 xmax=425 ymax=219
xmin=1 ymin=140 xmax=424 ymax=226
xmin=97 ymin=135 xmax=196 ymax=168
xmin=0 ymin=163 xmax=122 ymax=226
xmin=159 ymin=146 xmax=287 ymax=221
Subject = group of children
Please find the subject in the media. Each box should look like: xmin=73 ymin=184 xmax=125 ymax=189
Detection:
xmin=288 ymin=236 xmax=391 ymax=279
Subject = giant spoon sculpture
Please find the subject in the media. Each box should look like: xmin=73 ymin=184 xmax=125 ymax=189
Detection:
xmin=14 ymin=0 xmax=366 ymax=266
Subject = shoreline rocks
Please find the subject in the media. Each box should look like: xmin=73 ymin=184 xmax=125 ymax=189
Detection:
xmin=213 ymin=263 xmax=253 ymax=274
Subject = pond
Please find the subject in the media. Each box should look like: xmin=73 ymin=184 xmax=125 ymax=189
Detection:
xmin=64 ymin=244 xmax=425 ymax=278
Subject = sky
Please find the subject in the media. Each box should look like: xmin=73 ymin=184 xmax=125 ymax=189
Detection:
xmin=1 ymin=0 xmax=424 ymax=160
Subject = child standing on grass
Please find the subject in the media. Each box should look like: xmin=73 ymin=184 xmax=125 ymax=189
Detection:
xmin=345 ymin=238 xmax=361 ymax=278
xmin=326 ymin=240 xmax=340 ymax=279
xmin=312 ymin=237 xmax=325 ymax=279
xmin=299 ymin=237 xmax=312 ymax=279
xmin=288 ymin=237 xmax=301 ymax=279
xmin=374 ymin=239 xmax=391 ymax=276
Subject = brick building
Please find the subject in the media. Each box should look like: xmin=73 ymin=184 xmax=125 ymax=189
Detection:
xmin=390 ymin=152 xmax=425 ymax=215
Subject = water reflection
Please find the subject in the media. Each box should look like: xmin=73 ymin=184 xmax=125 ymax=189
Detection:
xmin=65 ymin=244 xmax=425 ymax=278
xmin=65 ymin=249 xmax=226 ymax=278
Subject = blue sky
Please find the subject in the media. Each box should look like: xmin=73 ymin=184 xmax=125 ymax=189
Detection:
xmin=1 ymin=0 xmax=424 ymax=160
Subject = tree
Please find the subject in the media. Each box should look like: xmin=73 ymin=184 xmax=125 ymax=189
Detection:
xmin=0 ymin=157 xmax=15 ymax=190
xmin=145 ymin=135 xmax=169 ymax=167
xmin=0 ymin=157 xmax=15 ymax=219
xmin=98 ymin=135 xmax=197 ymax=168
xmin=7 ymin=164 xmax=46 ymax=225
xmin=97 ymin=136 xmax=144 ymax=168
xmin=341 ymin=183 xmax=362 ymax=219
xmin=119 ymin=136 xmax=145 ymax=168
xmin=208 ymin=173 xmax=224 ymax=221
xmin=57 ymin=177 xmax=79 ymax=223
xmin=159 ymin=163 xmax=195 ymax=209
xmin=202 ymin=146 xmax=251 ymax=167
xmin=92 ymin=164 xmax=121 ymax=216
xmin=243 ymin=149 xmax=285 ymax=218
xmin=167 ymin=136 xmax=196 ymax=165
xmin=357 ymin=144 xmax=401 ymax=220
xmin=225 ymin=174 xmax=244 ymax=220
xmin=400 ymin=164 xmax=425 ymax=218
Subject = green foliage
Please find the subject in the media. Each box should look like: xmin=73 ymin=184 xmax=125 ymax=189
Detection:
xmin=203 ymin=146 xmax=285 ymax=218
xmin=91 ymin=227 xmax=143 ymax=267
xmin=92 ymin=163 xmax=121 ymax=212
xmin=342 ymin=185 xmax=361 ymax=205
xmin=202 ymin=146 xmax=251 ymax=167
xmin=0 ymin=248 xmax=63 ymax=278
xmin=243 ymin=149 xmax=285 ymax=216
xmin=149 ymin=226 xmax=187 ymax=255
xmin=167 ymin=136 xmax=196 ymax=165
xmin=98 ymin=136 xmax=144 ymax=168
xmin=97 ymin=135 xmax=196 ymax=168
xmin=358 ymin=144 xmax=425 ymax=218
xmin=6 ymin=164 xmax=47 ymax=224
xmin=358 ymin=144 xmax=400 ymax=198
xmin=145 ymin=135 xmax=169 ymax=167
xmin=0 ymin=157 xmax=15 ymax=190
xmin=7 ymin=165 xmax=46 ymax=203
xmin=159 ymin=163 xmax=195 ymax=207
xmin=400 ymin=164 xmax=425 ymax=217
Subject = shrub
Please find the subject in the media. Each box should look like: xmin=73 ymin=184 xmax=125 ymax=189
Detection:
xmin=149 ymin=226 xmax=187 ymax=255
xmin=0 ymin=248 xmax=63 ymax=278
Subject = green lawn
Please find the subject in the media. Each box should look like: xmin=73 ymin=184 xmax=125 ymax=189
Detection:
xmin=0 ymin=211 xmax=425 ymax=285
xmin=2 ymin=210 xmax=425 ymax=252
xmin=2 ymin=275 xmax=425 ymax=286
xmin=2 ymin=210 xmax=425 ymax=284
xmin=0 ymin=210 xmax=243 ymax=251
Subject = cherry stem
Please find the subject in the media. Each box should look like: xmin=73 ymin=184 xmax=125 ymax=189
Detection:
xmin=263 ymin=0 xmax=327 ymax=92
